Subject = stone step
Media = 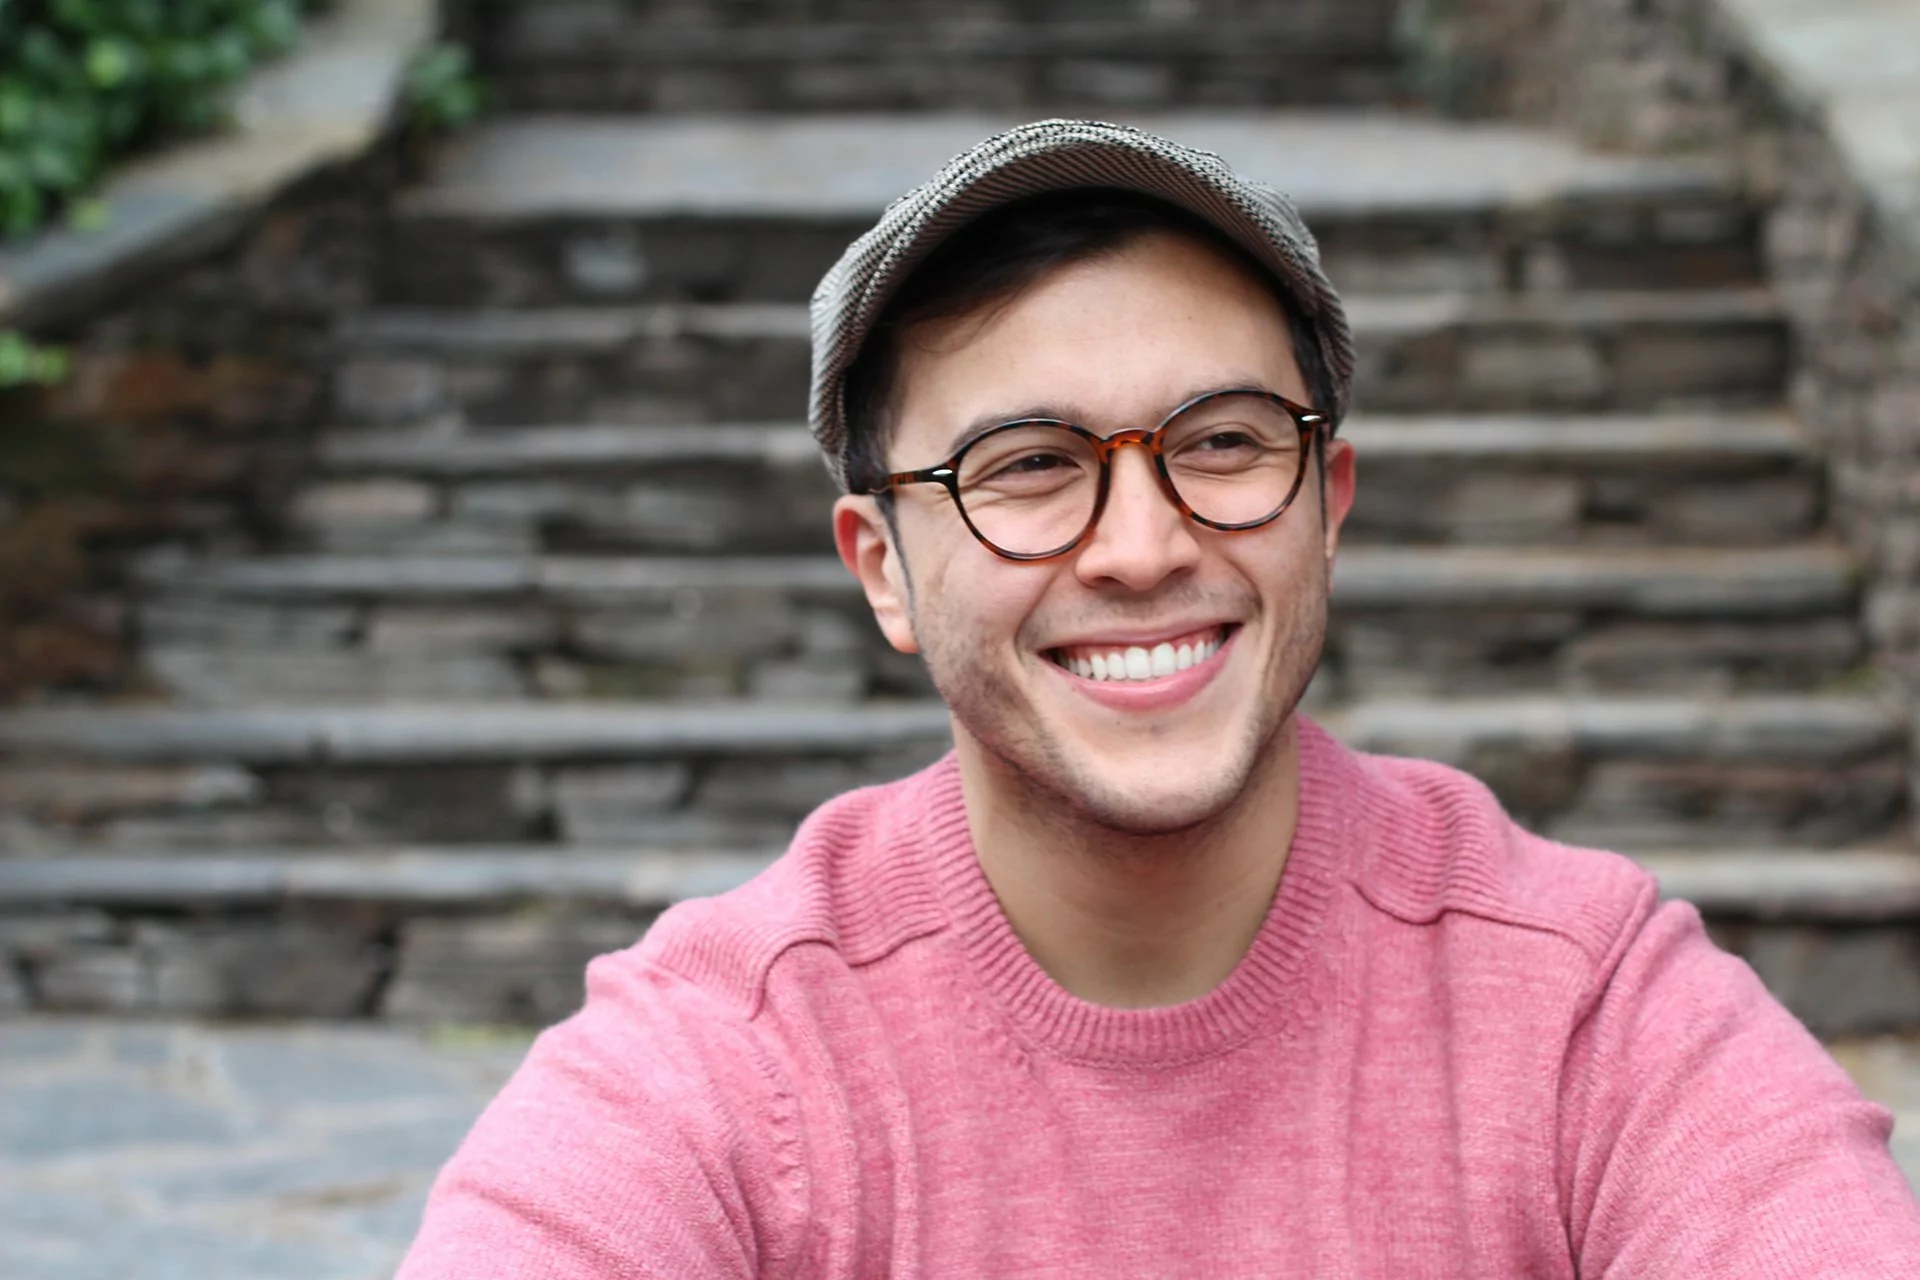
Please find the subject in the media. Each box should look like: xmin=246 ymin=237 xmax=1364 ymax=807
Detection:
xmin=129 ymin=545 xmax=1864 ymax=704
xmin=333 ymin=290 xmax=1789 ymax=429
xmin=469 ymin=0 xmax=1390 ymax=30
xmin=1638 ymin=850 xmax=1920 ymax=922
xmin=141 ymin=545 xmax=1858 ymax=612
xmin=8 ymin=845 xmax=1916 ymax=922
xmin=463 ymin=0 xmax=1399 ymax=113
xmin=388 ymin=113 xmax=1754 ymax=305
xmin=302 ymin=412 xmax=1821 ymax=553
xmin=0 ymin=696 xmax=1904 ymax=853
xmin=5 ymin=843 xmax=1918 ymax=1032
xmin=477 ymin=21 xmax=1400 ymax=113
xmin=0 ymin=846 xmax=779 ymax=911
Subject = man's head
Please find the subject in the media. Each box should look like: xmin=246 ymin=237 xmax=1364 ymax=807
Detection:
xmin=816 ymin=122 xmax=1357 ymax=839
xmin=840 ymin=189 xmax=1338 ymax=520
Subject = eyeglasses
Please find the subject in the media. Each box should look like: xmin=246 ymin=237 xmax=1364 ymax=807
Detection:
xmin=858 ymin=388 xmax=1330 ymax=561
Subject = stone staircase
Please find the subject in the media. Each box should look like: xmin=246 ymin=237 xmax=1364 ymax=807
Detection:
xmin=5 ymin=0 xmax=1917 ymax=1033
xmin=460 ymin=0 xmax=1405 ymax=113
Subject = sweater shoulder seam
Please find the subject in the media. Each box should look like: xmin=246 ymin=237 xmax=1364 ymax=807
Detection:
xmin=1351 ymin=877 xmax=1617 ymax=967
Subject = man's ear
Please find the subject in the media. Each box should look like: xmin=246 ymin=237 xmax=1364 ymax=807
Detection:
xmin=834 ymin=494 xmax=919 ymax=655
xmin=1320 ymin=436 xmax=1357 ymax=562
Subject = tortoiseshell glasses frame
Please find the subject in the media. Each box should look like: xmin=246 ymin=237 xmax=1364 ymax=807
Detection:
xmin=855 ymin=388 xmax=1330 ymax=562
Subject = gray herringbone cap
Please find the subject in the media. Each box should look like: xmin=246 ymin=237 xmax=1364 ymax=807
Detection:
xmin=808 ymin=118 xmax=1356 ymax=492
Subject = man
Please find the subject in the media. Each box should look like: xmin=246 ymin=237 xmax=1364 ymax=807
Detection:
xmin=400 ymin=120 xmax=1920 ymax=1276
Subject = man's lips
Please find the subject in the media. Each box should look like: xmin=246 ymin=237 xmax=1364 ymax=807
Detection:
xmin=1047 ymin=624 xmax=1234 ymax=683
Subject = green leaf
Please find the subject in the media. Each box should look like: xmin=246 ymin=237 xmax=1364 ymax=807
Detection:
xmin=65 ymin=194 xmax=107 ymax=231
xmin=84 ymin=38 xmax=135 ymax=88
xmin=50 ymin=0 xmax=105 ymax=37
xmin=0 ymin=330 xmax=70 ymax=388
xmin=0 ymin=0 xmax=317 ymax=240
xmin=0 ymin=82 xmax=35 ymax=136
xmin=246 ymin=0 xmax=300 ymax=57
xmin=405 ymin=42 xmax=487 ymax=135
xmin=25 ymin=142 xmax=80 ymax=190
xmin=0 ymin=332 xmax=29 ymax=385
xmin=1 ymin=183 xmax=40 ymax=238
xmin=31 ymin=345 xmax=70 ymax=384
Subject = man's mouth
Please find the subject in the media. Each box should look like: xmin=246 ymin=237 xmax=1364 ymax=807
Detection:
xmin=1047 ymin=624 xmax=1234 ymax=683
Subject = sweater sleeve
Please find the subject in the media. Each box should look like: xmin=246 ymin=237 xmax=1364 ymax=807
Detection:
xmin=1559 ymin=894 xmax=1920 ymax=1277
xmin=395 ymin=949 xmax=810 ymax=1280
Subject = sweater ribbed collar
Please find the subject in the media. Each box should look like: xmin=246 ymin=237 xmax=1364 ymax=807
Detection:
xmin=912 ymin=717 xmax=1357 ymax=1069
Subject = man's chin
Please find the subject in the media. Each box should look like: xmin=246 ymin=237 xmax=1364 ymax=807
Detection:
xmin=1037 ymin=751 xmax=1258 ymax=840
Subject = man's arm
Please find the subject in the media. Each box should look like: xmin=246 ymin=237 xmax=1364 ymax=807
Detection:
xmin=1559 ymin=895 xmax=1920 ymax=1276
xmin=397 ymin=953 xmax=808 ymax=1279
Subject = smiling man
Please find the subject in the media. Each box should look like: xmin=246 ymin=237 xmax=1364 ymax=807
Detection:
xmin=400 ymin=121 xmax=1920 ymax=1277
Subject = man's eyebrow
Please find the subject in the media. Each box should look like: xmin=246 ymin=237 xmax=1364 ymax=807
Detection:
xmin=940 ymin=405 xmax=1074 ymax=459
xmin=937 ymin=379 xmax=1285 ymax=459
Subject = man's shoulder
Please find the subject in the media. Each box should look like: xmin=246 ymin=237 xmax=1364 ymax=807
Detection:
xmin=1329 ymin=734 xmax=1660 ymax=971
xmin=608 ymin=754 xmax=959 ymax=1021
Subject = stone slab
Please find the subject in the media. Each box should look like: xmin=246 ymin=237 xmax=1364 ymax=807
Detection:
xmin=1638 ymin=849 xmax=1920 ymax=920
xmin=1323 ymin=695 xmax=1905 ymax=765
xmin=0 ymin=850 xmax=777 ymax=910
xmin=139 ymin=544 xmax=1860 ymax=616
xmin=1724 ymin=923 xmax=1920 ymax=1037
xmin=0 ymin=1078 xmax=239 ymax=1162
xmin=338 ymin=302 xmax=812 ymax=352
xmin=382 ymin=912 xmax=651 ymax=1024
xmin=317 ymin=412 xmax=1812 ymax=477
xmin=400 ymin=113 xmax=1736 ymax=222
xmin=0 ymin=1020 xmax=531 ymax=1278
xmin=1719 ymin=0 xmax=1920 ymax=269
xmin=304 ymin=413 xmax=1824 ymax=554
xmin=339 ymin=289 xmax=1781 ymax=354
xmin=492 ymin=9 xmax=1395 ymax=61
xmin=0 ymin=765 xmax=260 ymax=823
xmin=326 ymin=293 xmax=1781 ymax=422
xmin=0 ymin=0 xmax=437 ymax=329
xmin=329 ymin=290 xmax=1788 ymax=423
xmin=0 ymin=695 xmax=1899 ymax=769
xmin=0 ymin=701 xmax=958 ymax=765
xmin=147 ymin=647 xmax=529 ymax=707
xmin=17 ymin=848 xmax=1920 ymax=924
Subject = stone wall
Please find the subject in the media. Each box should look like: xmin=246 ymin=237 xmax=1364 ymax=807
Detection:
xmin=0 ymin=153 xmax=402 ymax=704
xmin=0 ymin=0 xmax=435 ymax=705
xmin=1425 ymin=0 xmax=1920 ymax=693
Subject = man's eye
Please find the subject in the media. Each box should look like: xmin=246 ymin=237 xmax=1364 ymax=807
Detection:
xmin=1005 ymin=452 xmax=1072 ymax=472
xmin=1195 ymin=430 xmax=1257 ymax=451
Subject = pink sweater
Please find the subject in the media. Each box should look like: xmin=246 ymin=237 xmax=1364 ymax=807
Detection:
xmin=400 ymin=719 xmax=1920 ymax=1277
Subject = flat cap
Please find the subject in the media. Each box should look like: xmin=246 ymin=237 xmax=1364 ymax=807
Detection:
xmin=807 ymin=118 xmax=1355 ymax=491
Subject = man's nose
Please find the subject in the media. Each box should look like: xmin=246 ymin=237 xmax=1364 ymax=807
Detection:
xmin=1071 ymin=440 xmax=1203 ymax=589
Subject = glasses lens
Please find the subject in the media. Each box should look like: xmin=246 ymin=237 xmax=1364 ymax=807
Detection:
xmin=1160 ymin=393 xmax=1307 ymax=526
xmin=955 ymin=423 xmax=1100 ymax=556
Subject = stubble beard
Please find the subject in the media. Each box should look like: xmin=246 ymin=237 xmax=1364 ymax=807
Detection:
xmin=913 ymin=562 xmax=1330 ymax=845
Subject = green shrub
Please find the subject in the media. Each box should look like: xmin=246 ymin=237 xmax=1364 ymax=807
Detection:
xmin=0 ymin=0 xmax=325 ymax=239
xmin=0 ymin=327 xmax=67 ymax=386
xmin=404 ymin=40 xmax=483 ymax=135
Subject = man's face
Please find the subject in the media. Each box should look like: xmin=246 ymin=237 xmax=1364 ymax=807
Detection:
xmin=835 ymin=230 xmax=1357 ymax=836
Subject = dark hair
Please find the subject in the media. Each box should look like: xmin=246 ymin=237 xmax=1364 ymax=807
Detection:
xmin=842 ymin=187 xmax=1336 ymax=497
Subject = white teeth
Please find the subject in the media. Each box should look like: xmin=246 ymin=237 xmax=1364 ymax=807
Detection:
xmin=1059 ymin=630 xmax=1227 ymax=681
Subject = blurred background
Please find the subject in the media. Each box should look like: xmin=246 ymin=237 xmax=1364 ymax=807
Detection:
xmin=1 ymin=0 xmax=1917 ymax=1274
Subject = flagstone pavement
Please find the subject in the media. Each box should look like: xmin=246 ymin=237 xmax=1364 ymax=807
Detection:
xmin=2 ymin=1018 xmax=1918 ymax=1279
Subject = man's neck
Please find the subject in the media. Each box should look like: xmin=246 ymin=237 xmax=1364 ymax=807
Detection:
xmin=956 ymin=721 xmax=1302 ymax=1009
